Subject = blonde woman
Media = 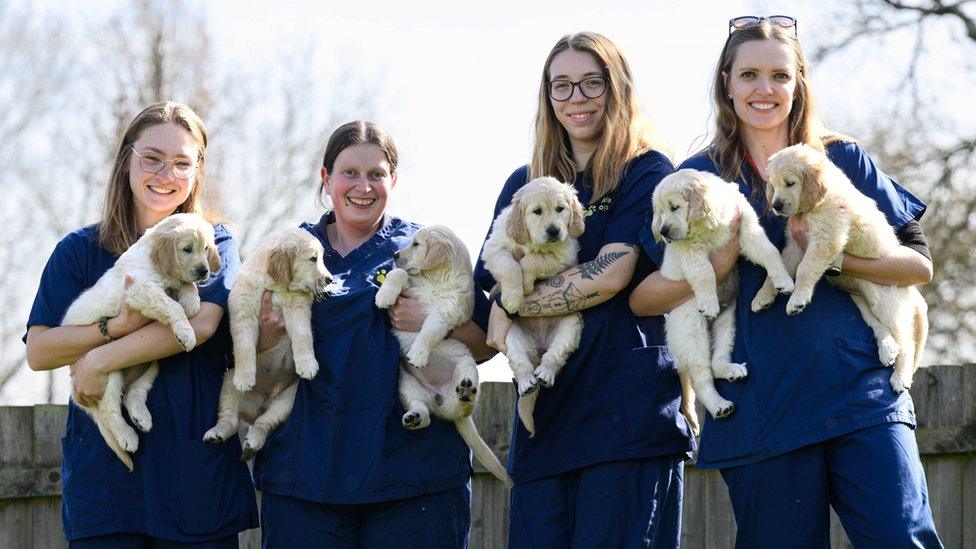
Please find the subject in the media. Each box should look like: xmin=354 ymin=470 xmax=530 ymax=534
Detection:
xmin=476 ymin=33 xmax=694 ymax=548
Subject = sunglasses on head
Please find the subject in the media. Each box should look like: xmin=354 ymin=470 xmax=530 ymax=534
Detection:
xmin=729 ymin=15 xmax=797 ymax=36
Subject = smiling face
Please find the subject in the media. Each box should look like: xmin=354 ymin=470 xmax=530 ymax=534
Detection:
xmin=320 ymin=143 xmax=397 ymax=235
xmin=547 ymin=48 xmax=607 ymax=151
xmin=128 ymin=123 xmax=199 ymax=230
xmin=724 ymin=38 xmax=798 ymax=140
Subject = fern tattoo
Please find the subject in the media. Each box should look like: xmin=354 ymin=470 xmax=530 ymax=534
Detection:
xmin=576 ymin=250 xmax=629 ymax=280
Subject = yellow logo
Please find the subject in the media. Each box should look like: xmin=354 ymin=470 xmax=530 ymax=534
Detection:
xmin=584 ymin=196 xmax=612 ymax=217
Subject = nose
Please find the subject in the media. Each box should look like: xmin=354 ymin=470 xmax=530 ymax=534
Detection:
xmin=546 ymin=225 xmax=560 ymax=238
xmin=194 ymin=265 xmax=209 ymax=280
xmin=772 ymin=199 xmax=785 ymax=212
xmin=660 ymin=225 xmax=672 ymax=239
xmin=757 ymin=76 xmax=774 ymax=95
xmin=355 ymin=176 xmax=372 ymax=193
xmin=393 ymin=249 xmax=401 ymax=259
xmin=324 ymin=274 xmax=333 ymax=285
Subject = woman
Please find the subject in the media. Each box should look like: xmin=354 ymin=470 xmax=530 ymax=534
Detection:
xmin=252 ymin=120 xmax=493 ymax=548
xmin=630 ymin=17 xmax=942 ymax=547
xmin=25 ymin=101 xmax=258 ymax=547
xmin=476 ymin=33 xmax=694 ymax=548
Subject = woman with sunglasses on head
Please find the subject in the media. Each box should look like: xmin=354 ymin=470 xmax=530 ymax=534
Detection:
xmin=630 ymin=16 xmax=941 ymax=547
xmin=476 ymin=32 xmax=695 ymax=548
xmin=25 ymin=101 xmax=258 ymax=547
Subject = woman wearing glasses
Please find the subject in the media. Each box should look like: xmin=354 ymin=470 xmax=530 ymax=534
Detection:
xmin=25 ymin=101 xmax=258 ymax=547
xmin=252 ymin=121 xmax=493 ymax=547
xmin=630 ymin=17 xmax=941 ymax=547
xmin=476 ymin=32 xmax=694 ymax=547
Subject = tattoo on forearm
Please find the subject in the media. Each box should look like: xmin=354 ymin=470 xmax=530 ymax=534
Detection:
xmin=521 ymin=282 xmax=599 ymax=315
xmin=541 ymin=274 xmax=565 ymax=288
xmin=573 ymin=250 xmax=630 ymax=280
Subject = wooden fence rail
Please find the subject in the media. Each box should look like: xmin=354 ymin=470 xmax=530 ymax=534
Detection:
xmin=2 ymin=364 xmax=974 ymax=548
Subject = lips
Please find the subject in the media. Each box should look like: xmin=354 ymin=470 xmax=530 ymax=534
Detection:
xmin=148 ymin=185 xmax=177 ymax=195
xmin=749 ymin=102 xmax=777 ymax=111
xmin=345 ymin=196 xmax=376 ymax=207
xmin=567 ymin=112 xmax=595 ymax=123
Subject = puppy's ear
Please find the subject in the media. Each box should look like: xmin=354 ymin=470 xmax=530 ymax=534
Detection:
xmin=684 ymin=178 xmax=711 ymax=221
xmin=150 ymin=227 xmax=182 ymax=279
xmin=207 ymin=243 xmax=222 ymax=274
xmin=421 ymin=231 xmax=454 ymax=272
xmin=797 ymin=154 xmax=827 ymax=212
xmin=568 ymin=194 xmax=585 ymax=238
xmin=651 ymin=209 xmax=664 ymax=242
xmin=507 ymin=202 xmax=529 ymax=245
xmin=267 ymin=245 xmax=295 ymax=287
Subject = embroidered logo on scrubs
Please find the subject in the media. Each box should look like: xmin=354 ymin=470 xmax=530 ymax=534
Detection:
xmin=584 ymin=196 xmax=612 ymax=217
xmin=366 ymin=262 xmax=395 ymax=288
xmin=326 ymin=271 xmax=351 ymax=297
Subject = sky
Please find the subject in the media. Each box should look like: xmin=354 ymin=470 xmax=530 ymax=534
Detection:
xmin=5 ymin=0 xmax=972 ymax=403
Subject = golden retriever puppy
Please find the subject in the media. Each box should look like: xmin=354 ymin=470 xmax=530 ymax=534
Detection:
xmin=375 ymin=225 xmax=513 ymax=486
xmin=203 ymin=229 xmax=332 ymax=459
xmin=652 ymin=169 xmax=794 ymax=419
xmin=62 ymin=213 xmax=221 ymax=471
xmin=754 ymin=144 xmax=928 ymax=393
xmin=481 ymin=176 xmax=585 ymax=435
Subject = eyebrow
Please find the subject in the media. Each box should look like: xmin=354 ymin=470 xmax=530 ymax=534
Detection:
xmin=548 ymin=70 xmax=604 ymax=80
xmin=138 ymin=146 xmax=193 ymax=159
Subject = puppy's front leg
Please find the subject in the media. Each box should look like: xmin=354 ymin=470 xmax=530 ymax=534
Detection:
xmin=406 ymin=314 xmax=452 ymax=369
xmin=126 ymin=280 xmax=196 ymax=351
xmin=281 ymin=297 xmax=318 ymax=379
xmin=176 ymin=283 xmax=202 ymax=317
xmin=786 ymin=237 xmax=843 ymax=315
xmin=230 ymin=291 xmax=261 ymax=392
xmin=486 ymin=250 xmax=527 ymax=314
xmin=375 ymin=268 xmax=409 ymax=309
xmin=737 ymin=205 xmax=794 ymax=294
xmin=681 ymin=251 xmax=721 ymax=319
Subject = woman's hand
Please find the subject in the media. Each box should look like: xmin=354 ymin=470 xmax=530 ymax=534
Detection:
xmin=70 ymin=348 xmax=111 ymax=407
xmin=709 ymin=206 xmax=742 ymax=281
xmin=388 ymin=288 xmax=426 ymax=333
xmin=256 ymin=291 xmax=287 ymax=353
xmin=486 ymin=301 xmax=513 ymax=354
xmin=788 ymin=215 xmax=809 ymax=250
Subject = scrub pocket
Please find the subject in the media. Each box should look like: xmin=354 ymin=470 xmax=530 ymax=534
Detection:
xmin=616 ymin=345 xmax=679 ymax=435
xmin=174 ymin=437 xmax=250 ymax=535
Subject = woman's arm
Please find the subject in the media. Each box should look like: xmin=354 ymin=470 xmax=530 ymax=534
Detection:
xmin=628 ymin=241 xmax=741 ymax=317
xmin=388 ymin=289 xmax=497 ymax=362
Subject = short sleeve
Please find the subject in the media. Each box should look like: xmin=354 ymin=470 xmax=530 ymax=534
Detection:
xmin=26 ymin=232 xmax=91 ymax=337
xmin=833 ymin=142 xmax=926 ymax=228
xmin=474 ymin=166 xmax=529 ymax=292
xmin=470 ymin=282 xmax=491 ymax=333
xmin=197 ymin=225 xmax=240 ymax=309
xmin=602 ymin=151 xmax=673 ymax=246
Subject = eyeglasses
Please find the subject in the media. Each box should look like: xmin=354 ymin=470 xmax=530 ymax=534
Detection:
xmin=546 ymin=76 xmax=608 ymax=102
xmin=729 ymin=15 xmax=797 ymax=36
xmin=130 ymin=147 xmax=197 ymax=180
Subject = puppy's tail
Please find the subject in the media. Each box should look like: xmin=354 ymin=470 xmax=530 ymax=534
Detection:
xmin=517 ymin=392 xmax=537 ymax=437
xmin=90 ymin=408 xmax=134 ymax=472
xmin=912 ymin=293 xmax=929 ymax=375
xmin=454 ymin=416 xmax=513 ymax=487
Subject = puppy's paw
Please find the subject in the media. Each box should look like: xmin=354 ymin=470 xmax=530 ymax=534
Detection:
xmin=406 ymin=344 xmax=430 ymax=369
xmin=295 ymin=357 xmax=319 ymax=380
xmin=515 ymin=376 xmax=538 ymax=396
xmin=456 ymin=378 xmax=478 ymax=403
xmin=751 ymin=290 xmax=777 ymax=313
xmin=697 ymin=296 xmax=720 ymax=319
xmin=712 ymin=362 xmax=748 ymax=382
xmin=174 ymin=322 xmax=197 ymax=352
xmin=501 ymin=293 xmax=524 ymax=316
xmin=233 ymin=368 xmax=256 ymax=393
xmin=242 ymin=427 xmax=268 ymax=460
xmin=127 ymin=405 xmax=153 ymax=433
xmin=878 ymin=337 xmax=901 ymax=367
xmin=533 ymin=365 xmax=556 ymax=388
xmin=774 ymin=276 xmax=795 ymax=294
xmin=890 ymin=371 xmax=913 ymax=394
xmin=710 ymin=401 xmax=736 ymax=420
xmin=181 ymin=294 xmax=201 ymax=317
xmin=374 ymin=286 xmax=398 ymax=309
xmin=203 ymin=425 xmax=229 ymax=444
xmin=115 ymin=424 xmax=140 ymax=453
xmin=786 ymin=292 xmax=810 ymax=316
xmin=402 ymin=409 xmax=430 ymax=430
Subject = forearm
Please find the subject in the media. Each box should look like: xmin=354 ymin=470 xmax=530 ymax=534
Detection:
xmin=629 ymin=271 xmax=694 ymax=317
xmin=26 ymin=324 xmax=110 ymax=371
xmin=92 ymin=303 xmax=224 ymax=373
xmin=517 ymin=244 xmax=637 ymax=317
xmin=450 ymin=320 xmax=496 ymax=362
xmin=840 ymin=246 xmax=933 ymax=287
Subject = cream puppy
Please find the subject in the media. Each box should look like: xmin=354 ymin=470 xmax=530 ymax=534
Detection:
xmin=652 ymin=169 xmax=793 ymax=419
xmin=481 ymin=177 xmax=585 ymax=435
xmin=753 ymin=144 xmax=928 ymax=393
xmin=62 ymin=213 xmax=221 ymax=471
xmin=375 ymin=225 xmax=512 ymax=486
xmin=203 ymin=228 xmax=332 ymax=459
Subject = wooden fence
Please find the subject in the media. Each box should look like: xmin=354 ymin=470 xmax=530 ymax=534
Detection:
xmin=2 ymin=364 xmax=974 ymax=548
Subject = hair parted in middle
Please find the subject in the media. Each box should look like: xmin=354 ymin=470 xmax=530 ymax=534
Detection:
xmin=318 ymin=120 xmax=398 ymax=209
xmin=709 ymin=20 xmax=852 ymax=185
xmin=530 ymin=31 xmax=670 ymax=204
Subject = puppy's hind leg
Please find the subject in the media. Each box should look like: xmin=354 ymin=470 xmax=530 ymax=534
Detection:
xmin=203 ymin=369 xmax=241 ymax=443
xmin=98 ymin=372 xmax=140 ymax=454
xmin=123 ymin=362 xmax=159 ymax=432
xmin=668 ymin=304 xmax=734 ymax=419
xmin=849 ymin=293 xmax=899 ymax=367
xmin=242 ymin=381 xmax=298 ymax=461
xmin=710 ymin=301 xmax=747 ymax=382
xmin=535 ymin=313 xmax=582 ymax=388
xmin=505 ymin=325 xmax=540 ymax=396
xmin=398 ymin=372 xmax=432 ymax=430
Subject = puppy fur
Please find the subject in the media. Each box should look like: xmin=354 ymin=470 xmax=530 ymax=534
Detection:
xmin=62 ymin=213 xmax=221 ymax=471
xmin=375 ymin=225 xmax=512 ymax=486
xmin=754 ymin=144 xmax=928 ymax=393
xmin=203 ymin=228 xmax=332 ymax=459
xmin=481 ymin=176 xmax=585 ymax=435
xmin=652 ymin=169 xmax=794 ymax=419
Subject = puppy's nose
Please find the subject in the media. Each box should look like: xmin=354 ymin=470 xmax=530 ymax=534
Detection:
xmin=660 ymin=225 xmax=672 ymax=239
xmin=393 ymin=249 xmax=401 ymax=259
xmin=324 ymin=275 xmax=333 ymax=285
xmin=772 ymin=200 xmax=785 ymax=212
xmin=194 ymin=265 xmax=209 ymax=280
xmin=546 ymin=225 xmax=560 ymax=239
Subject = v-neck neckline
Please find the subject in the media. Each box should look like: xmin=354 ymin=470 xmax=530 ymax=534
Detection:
xmin=312 ymin=212 xmax=396 ymax=270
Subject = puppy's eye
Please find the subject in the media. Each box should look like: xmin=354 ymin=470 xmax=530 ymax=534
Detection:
xmin=785 ymin=180 xmax=796 ymax=188
xmin=412 ymin=242 xmax=419 ymax=247
xmin=670 ymin=205 xmax=680 ymax=212
xmin=532 ymin=208 xmax=543 ymax=215
xmin=555 ymin=206 xmax=565 ymax=213
xmin=309 ymin=255 xmax=318 ymax=262
xmin=182 ymin=245 xmax=193 ymax=253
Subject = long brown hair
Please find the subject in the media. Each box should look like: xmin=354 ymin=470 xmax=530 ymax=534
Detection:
xmin=317 ymin=120 xmax=398 ymax=208
xmin=709 ymin=21 xmax=851 ymax=184
xmin=530 ymin=32 xmax=669 ymax=203
xmin=99 ymin=101 xmax=213 ymax=255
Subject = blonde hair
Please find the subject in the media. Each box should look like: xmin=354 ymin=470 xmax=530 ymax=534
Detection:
xmin=99 ymin=101 xmax=214 ymax=255
xmin=530 ymin=32 xmax=669 ymax=203
xmin=709 ymin=21 xmax=852 ymax=184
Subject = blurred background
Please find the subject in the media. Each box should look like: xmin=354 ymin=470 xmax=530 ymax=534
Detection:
xmin=2 ymin=0 xmax=973 ymax=404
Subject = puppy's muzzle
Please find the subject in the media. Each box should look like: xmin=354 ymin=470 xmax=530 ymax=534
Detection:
xmin=545 ymin=225 xmax=562 ymax=242
xmin=313 ymin=275 xmax=333 ymax=297
xmin=193 ymin=264 xmax=211 ymax=282
xmin=659 ymin=225 xmax=673 ymax=243
xmin=772 ymin=200 xmax=788 ymax=216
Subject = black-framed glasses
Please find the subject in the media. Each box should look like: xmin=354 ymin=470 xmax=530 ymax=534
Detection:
xmin=547 ymin=76 xmax=608 ymax=102
xmin=729 ymin=15 xmax=797 ymax=36
xmin=130 ymin=147 xmax=197 ymax=180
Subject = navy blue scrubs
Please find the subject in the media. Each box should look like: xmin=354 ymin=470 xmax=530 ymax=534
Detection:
xmin=475 ymin=151 xmax=695 ymax=548
xmin=641 ymin=141 xmax=941 ymax=547
xmin=253 ymin=213 xmax=476 ymax=548
xmin=26 ymin=223 xmax=258 ymax=544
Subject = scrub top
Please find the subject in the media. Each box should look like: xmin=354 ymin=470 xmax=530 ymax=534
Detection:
xmin=639 ymin=141 xmax=927 ymax=469
xmin=474 ymin=151 xmax=696 ymax=484
xmin=253 ymin=212 xmax=486 ymax=504
xmin=26 ymin=223 xmax=258 ymax=542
